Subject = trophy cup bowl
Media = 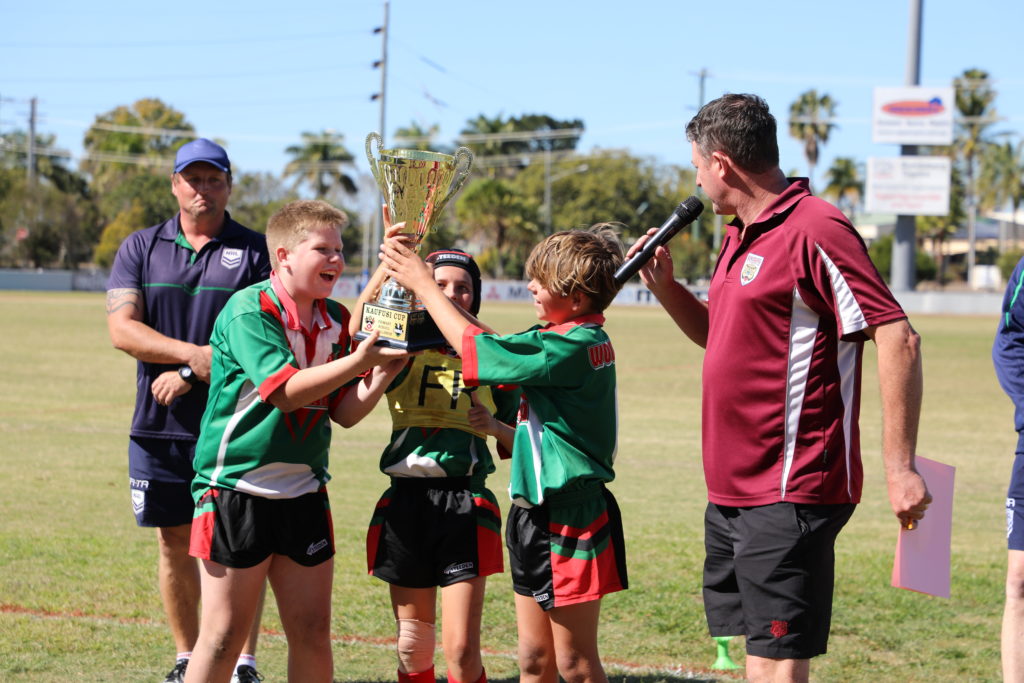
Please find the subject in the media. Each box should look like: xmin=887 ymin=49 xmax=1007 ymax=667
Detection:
xmin=355 ymin=132 xmax=474 ymax=350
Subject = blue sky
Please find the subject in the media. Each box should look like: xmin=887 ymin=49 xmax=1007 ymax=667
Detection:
xmin=3 ymin=0 xmax=1022 ymax=212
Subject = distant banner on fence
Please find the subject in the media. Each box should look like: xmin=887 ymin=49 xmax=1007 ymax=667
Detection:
xmin=331 ymin=277 xmax=705 ymax=307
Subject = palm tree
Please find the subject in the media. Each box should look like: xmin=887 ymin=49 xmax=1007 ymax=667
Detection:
xmin=980 ymin=139 xmax=1024 ymax=249
xmin=458 ymin=114 xmax=512 ymax=179
xmin=392 ymin=122 xmax=442 ymax=152
xmin=283 ymin=131 xmax=358 ymax=199
xmin=788 ymin=90 xmax=837 ymax=190
xmin=822 ymin=157 xmax=863 ymax=220
xmin=954 ymin=68 xmax=997 ymax=283
xmin=455 ymin=177 xmax=539 ymax=277
xmin=459 ymin=114 xmax=510 ymax=157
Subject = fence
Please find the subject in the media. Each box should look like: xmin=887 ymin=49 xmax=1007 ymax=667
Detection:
xmin=0 ymin=268 xmax=1004 ymax=316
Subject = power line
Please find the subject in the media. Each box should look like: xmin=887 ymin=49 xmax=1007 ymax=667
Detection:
xmin=0 ymin=30 xmax=368 ymax=49
xmin=456 ymin=128 xmax=584 ymax=144
xmin=2 ymin=63 xmax=367 ymax=85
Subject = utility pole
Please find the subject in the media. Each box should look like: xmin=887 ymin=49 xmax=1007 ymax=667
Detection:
xmin=364 ymin=1 xmax=389 ymax=284
xmin=27 ymin=97 xmax=37 ymax=189
xmin=695 ymin=68 xmax=707 ymax=113
xmin=691 ymin=69 xmax=708 ymax=243
xmin=377 ymin=0 xmax=389 ymax=155
xmin=891 ymin=0 xmax=922 ymax=292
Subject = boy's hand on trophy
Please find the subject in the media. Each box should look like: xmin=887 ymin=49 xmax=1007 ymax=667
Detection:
xmin=381 ymin=205 xmax=411 ymax=240
xmin=381 ymin=236 xmax=432 ymax=293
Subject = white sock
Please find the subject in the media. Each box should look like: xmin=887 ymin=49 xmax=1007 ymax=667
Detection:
xmin=175 ymin=651 xmax=192 ymax=663
xmin=236 ymin=654 xmax=257 ymax=671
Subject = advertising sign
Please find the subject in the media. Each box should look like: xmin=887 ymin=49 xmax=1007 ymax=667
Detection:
xmin=872 ymin=86 xmax=955 ymax=145
xmin=865 ymin=156 xmax=951 ymax=216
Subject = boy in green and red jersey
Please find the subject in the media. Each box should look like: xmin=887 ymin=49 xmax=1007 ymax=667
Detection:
xmin=382 ymin=224 xmax=628 ymax=683
xmin=185 ymin=201 xmax=409 ymax=683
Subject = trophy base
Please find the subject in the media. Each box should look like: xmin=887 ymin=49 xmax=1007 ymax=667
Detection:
xmin=354 ymin=302 xmax=447 ymax=351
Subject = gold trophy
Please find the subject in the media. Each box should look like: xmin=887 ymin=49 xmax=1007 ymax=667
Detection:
xmin=355 ymin=132 xmax=474 ymax=349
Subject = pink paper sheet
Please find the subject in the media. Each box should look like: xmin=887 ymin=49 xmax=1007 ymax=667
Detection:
xmin=891 ymin=456 xmax=955 ymax=598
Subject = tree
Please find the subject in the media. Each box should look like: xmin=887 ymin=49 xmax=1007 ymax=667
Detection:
xmin=868 ymin=233 xmax=937 ymax=283
xmin=459 ymin=113 xmax=584 ymax=177
xmin=980 ymin=138 xmax=1024 ymax=249
xmin=97 ymin=172 xmax=179 ymax=227
xmin=1 ymin=131 xmax=100 ymax=268
xmin=454 ymin=178 xmax=539 ymax=277
xmin=81 ymin=98 xmax=195 ymax=195
xmin=392 ymin=122 xmax=443 ymax=152
xmin=459 ymin=114 xmax=513 ymax=160
xmin=918 ymin=164 xmax=967 ymax=285
xmin=283 ymin=131 xmax=358 ymax=199
xmin=511 ymin=151 xmax=691 ymax=241
xmin=788 ymin=90 xmax=837 ymax=190
xmin=229 ymin=172 xmax=298 ymax=234
xmin=509 ymin=149 xmax=716 ymax=279
xmin=506 ymin=114 xmax=584 ymax=155
xmin=822 ymin=157 xmax=863 ymax=220
xmin=94 ymin=203 xmax=146 ymax=268
xmin=954 ymin=68 xmax=998 ymax=283
xmin=1 ymin=130 xmax=86 ymax=196
xmin=1 ymin=177 xmax=102 ymax=269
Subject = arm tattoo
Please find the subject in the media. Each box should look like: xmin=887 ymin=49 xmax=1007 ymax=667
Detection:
xmin=106 ymin=288 xmax=142 ymax=316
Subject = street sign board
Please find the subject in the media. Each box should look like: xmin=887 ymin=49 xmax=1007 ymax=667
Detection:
xmin=872 ymin=86 xmax=955 ymax=146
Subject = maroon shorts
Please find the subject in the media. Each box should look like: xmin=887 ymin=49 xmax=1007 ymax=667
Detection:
xmin=190 ymin=487 xmax=334 ymax=569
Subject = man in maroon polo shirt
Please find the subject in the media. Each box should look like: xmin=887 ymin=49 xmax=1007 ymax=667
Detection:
xmin=630 ymin=94 xmax=932 ymax=683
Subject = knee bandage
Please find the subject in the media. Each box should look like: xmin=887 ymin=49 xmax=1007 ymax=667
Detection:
xmin=396 ymin=618 xmax=436 ymax=674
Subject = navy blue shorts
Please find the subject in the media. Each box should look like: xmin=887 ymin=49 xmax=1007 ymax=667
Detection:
xmin=1007 ymin=453 xmax=1024 ymax=551
xmin=128 ymin=437 xmax=196 ymax=528
xmin=703 ymin=502 xmax=855 ymax=660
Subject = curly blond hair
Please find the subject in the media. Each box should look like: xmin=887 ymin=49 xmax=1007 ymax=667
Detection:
xmin=525 ymin=223 xmax=625 ymax=313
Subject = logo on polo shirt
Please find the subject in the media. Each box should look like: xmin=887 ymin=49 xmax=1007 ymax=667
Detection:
xmin=221 ymin=248 xmax=243 ymax=269
xmin=740 ymin=253 xmax=764 ymax=286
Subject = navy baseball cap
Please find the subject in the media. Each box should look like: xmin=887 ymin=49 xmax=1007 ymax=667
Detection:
xmin=174 ymin=138 xmax=231 ymax=174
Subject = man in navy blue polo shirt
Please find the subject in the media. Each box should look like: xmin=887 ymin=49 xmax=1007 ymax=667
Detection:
xmin=106 ymin=138 xmax=271 ymax=683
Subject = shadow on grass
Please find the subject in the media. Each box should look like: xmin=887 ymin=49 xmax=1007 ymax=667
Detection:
xmin=336 ymin=676 xmax=731 ymax=683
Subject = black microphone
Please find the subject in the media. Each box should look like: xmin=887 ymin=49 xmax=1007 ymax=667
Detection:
xmin=614 ymin=196 xmax=705 ymax=286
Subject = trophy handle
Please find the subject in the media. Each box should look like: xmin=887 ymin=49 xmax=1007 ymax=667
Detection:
xmin=365 ymin=132 xmax=383 ymax=185
xmin=440 ymin=146 xmax=474 ymax=210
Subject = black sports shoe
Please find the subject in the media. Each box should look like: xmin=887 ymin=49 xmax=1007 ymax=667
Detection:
xmin=162 ymin=659 xmax=188 ymax=683
xmin=231 ymin=664 xmax=265 ymax=682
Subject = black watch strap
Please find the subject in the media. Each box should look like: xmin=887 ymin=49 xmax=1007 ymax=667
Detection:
xmin=178 ymin=365 xmax=198 ymax=385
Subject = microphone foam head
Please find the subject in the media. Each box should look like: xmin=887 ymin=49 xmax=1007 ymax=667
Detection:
xmin=675 ymin=196 xmax=705 ymax=220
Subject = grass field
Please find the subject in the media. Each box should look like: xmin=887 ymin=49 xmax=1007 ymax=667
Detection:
xmin=0 ymin=290 xmax=1013 ymax=682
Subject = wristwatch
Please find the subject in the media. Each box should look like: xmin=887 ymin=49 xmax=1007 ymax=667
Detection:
xmin=178 ymin=365 xmax=198 ymax=385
